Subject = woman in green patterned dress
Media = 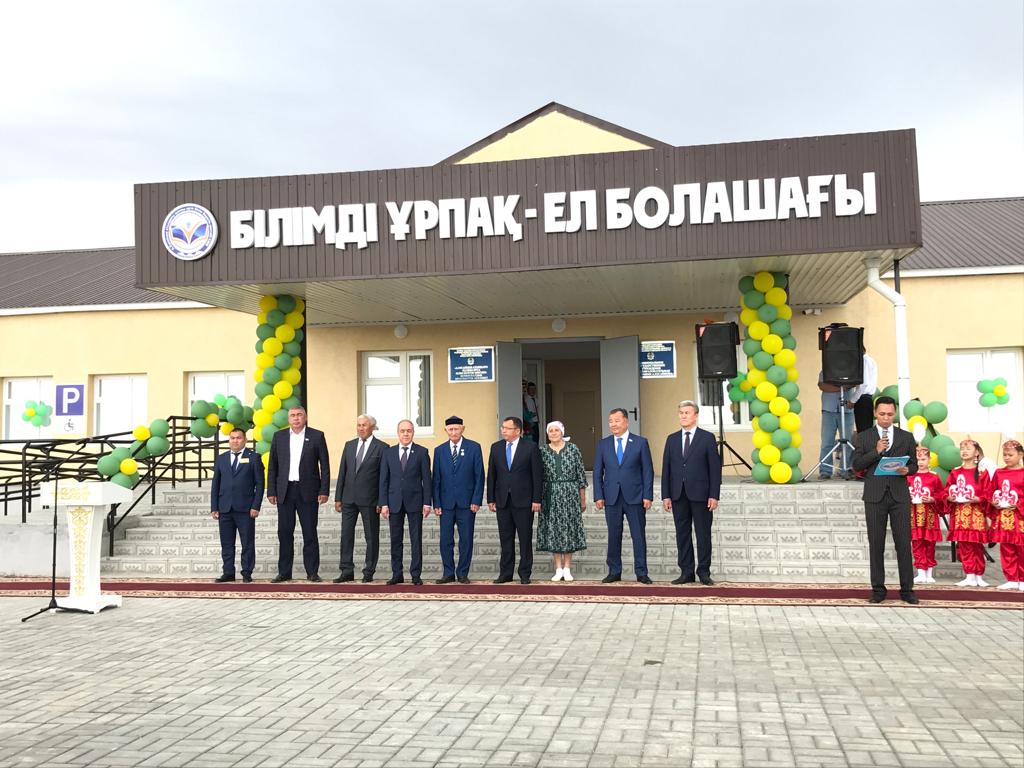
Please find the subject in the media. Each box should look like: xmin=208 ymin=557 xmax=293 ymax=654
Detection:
xmin=537 ymin=421 xmax=588 ymax=581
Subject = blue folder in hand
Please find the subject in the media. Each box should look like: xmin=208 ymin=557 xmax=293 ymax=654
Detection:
xmin=874 ymin=456 xmax=909 ymax=476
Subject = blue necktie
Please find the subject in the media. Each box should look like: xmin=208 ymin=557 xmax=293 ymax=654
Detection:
xmin=506 ymin=442 xmax=513 ymax=469
xmin=616 ymin=437 xmax=624 ymax=465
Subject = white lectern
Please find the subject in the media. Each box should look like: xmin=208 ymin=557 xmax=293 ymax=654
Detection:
xmin=39 ymin=480 xmax=132 ymax=613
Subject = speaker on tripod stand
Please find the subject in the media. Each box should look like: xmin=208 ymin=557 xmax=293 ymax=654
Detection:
xmin=695 ymin=322 xmax=749 ymax=470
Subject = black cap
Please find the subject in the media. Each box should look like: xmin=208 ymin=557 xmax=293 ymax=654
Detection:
xmin=444 ymin=415 xmax=464 ymax=426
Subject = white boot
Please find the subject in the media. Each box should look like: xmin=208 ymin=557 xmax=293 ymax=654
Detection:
xmin=998 ymin=581 xmax=1019 ymax=590
xmin=1018 ymin=582 xmax=1024 ymax=591
xmin=562 ymin=568 xmax=574 ymax=582
xmin=956 ymin=574 xmax=976 ymax=587
xmin=925 ymin=568 xmax=936 ymax=583
xmin=913 ymin=569 xmax=926 ymax=584
xmin=975 ymin=575 xmax=989 ymax=587
xmin=551 ymin=568 xmax=564 ymax=582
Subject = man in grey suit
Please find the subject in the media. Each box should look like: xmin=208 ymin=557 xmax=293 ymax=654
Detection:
xmin=333 ymin=414 xmax=388 ymax=583
xmin=852 ymin=395 xmax=919 ymax=604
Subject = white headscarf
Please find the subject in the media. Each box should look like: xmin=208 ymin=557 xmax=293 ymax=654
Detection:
xmin=546 ymin=421 xmax=570 ymax=441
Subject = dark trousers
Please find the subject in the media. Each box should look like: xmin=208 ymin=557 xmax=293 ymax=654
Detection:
xmin=439 ymin=506 xmax=476 ymax=579
xmin=854 ymin=394 xmax=875 ymax=433
xmin=865 ymin=488 xmax=914 ymax=595
xmin=605 ymin=497 xmax=648 ymax=577
xmin=672 ymin=497 xmax=713 ymax=579
xmin=389 ymin=506 xmax=423 ymax=579
xmin=277 ymin=484 xmax=320 ymax=578
xmin=496 ymin=504 xmax=534 ymax=580
xmin=339 ymin=502 xmax=380 ymax=578
xmin=218 ymin=509 xmax=255 ymax=577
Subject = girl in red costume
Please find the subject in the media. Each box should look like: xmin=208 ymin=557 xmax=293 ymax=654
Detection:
xmin=908 ymin=444 xmax=945 ymax=584
xmin=989 ymin=439 xmax=1024 ymax=591
xmin=945 ymin=439 xmax=991 ymax=587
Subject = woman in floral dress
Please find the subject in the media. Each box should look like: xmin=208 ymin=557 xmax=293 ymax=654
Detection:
xmin=537 ymin=421 xmax=588 ymax=582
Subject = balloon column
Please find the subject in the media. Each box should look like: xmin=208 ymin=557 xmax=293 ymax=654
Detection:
xmin=95 ymin=418 xmax=172 ymax=489
xmin=189 ymin=394 xmax=254 ymax=438
xmin=22 ymin=401 xmax=53 ymax=428
xmin=901 ymin=396 xmax=954 ymax=484
xmin=253 ymin=295 xmax=305 ymax=473
xmin=977 ymin=378 xmax=1011 ymax=408
xmin=737 ymin=272 xmax=803 ymax=484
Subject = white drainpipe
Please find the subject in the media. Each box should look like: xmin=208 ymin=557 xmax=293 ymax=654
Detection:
xmin=864 ymin=256 xmax=911 ymax=413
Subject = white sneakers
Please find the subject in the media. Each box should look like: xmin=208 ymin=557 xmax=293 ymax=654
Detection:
xmin=914 ymin=569 xmax=927 ymax=584
xmin=563 ymin=569 xmax=574 ymax=582
xmin=956 ymin=574 xmax=976 ymax=586
xmin=975 ymin=575 xmax=989 ymax=587
xmin=550 ymin=568 xmax=574 ymax=582
xmin=924 ymin=568 xmax=936 ymax=583
xmin=997 ymin=581 xmax=1020 ymax=590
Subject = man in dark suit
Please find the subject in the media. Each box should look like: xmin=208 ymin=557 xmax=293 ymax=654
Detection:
xmin=432 ymin=415 xmax=485 ymax=584
xmin=852 ymin=395 xmax=919 ymax=604
xmin=379 ymin=419 xmax=432 ymax=586
xmin=333 ymin=414 xmax=388 ymax=583
xmin=210 ymin=428 xmax=264 ymax=583
xmin=267 ymin=406 xmax=331 ymax=583
xmin=593 ymin=408 xmax=655 ymax=584
xmin=661 ymin=400 xmax=722 ymax=585
xmin=487 ymin=416 xmax=543 ymax=584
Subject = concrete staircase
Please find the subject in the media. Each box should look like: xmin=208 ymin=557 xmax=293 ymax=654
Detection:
xmin=101 ymin=479 xmax=975 ymax=583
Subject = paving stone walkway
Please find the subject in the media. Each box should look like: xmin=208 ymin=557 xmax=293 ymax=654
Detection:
xmin=1 ymin=597 xmax=1021 ymax=768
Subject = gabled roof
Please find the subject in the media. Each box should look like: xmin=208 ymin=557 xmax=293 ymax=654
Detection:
xmin=436 ymin=101 xmax=673 ymax=165
xmin=900 ymin=197 xmax=1024 ymax=271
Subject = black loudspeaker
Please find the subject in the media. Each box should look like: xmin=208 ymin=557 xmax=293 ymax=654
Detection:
xmin=819 ymin=325 xmax=864 ymax=386
xmin=696 ymin=322 xmax=739 ymax=379
xmin=699 ymin=378 xmax=724 ymax=407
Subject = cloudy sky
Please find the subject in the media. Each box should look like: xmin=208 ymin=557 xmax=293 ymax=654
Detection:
xmin=1 ymin=0 xmax=1021 ymax=253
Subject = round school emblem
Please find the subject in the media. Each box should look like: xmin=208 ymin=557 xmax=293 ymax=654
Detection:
xmin=161 ymin=204 xmax=218 ymax=261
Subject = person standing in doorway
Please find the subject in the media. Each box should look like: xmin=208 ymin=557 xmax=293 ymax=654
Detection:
xmin=593 ymin=408 xmax=654 ymax=584
xmin=487 ymin=416 xmax=543 ymax=584
xmin=523 ymin=382 xmax=541 ymax=443
xmin=210 ymin=428 xmax=264 ymax=583
xmin=379 ymin=420 xmax=432 ymax=586
xmin=432 ymin=415 xmax=485 ymax=584
xmin=333 ymin=414 xmax=388 ymax=583
xmin=267 ymin=406 xmax=331 ymax=583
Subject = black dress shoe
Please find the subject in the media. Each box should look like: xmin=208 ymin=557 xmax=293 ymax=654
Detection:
xmin=601 ymin=574 xmax=621 ymax=583
xmin=520 ymin=577 xmax=531 ymax=585
xmin=900 ymin=592 xmax=920 ymax=605
xmin=242 ymin=575 xmax=253 ymax=583
xmin=361 ymin=575 xmax=374 ymax=583
xmin=868 ymin=593 xmax=886 ymax=604
xmin=672 ymin=575 xmax=696 ymax=585
xmin=699 ymin=576 xmax=715 ymax=586
xmin=333 ymin=574 xmax=354 ymax=584
xmin=386 ymin=576 xmax=404 ymax=586
xmin=492 ymin=577 xmax=513 ymax=584
xmin=412 ymin=578 xmax=423 ymax=586
xmin=457 ymin=577 xmax=470 ymax=584
xmin=436 ymin=575 xmax=456 ymax=584
xmin=308 ymin=574 xmax=323 ymax=583
xmin=271 ymin=575 xmax=291 ymax=583
xmin=637 ymin=575 xmax=653 ymax=585
xmin=215 ymin=574 xmax=235 ymax=583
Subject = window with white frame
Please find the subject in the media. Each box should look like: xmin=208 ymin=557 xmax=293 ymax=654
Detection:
xmin=188 ymin=372 xmax=246 ymax=412
xmin=94 ymin=375 xmax=148 ymax=436
xmin=947 ymin=348 xmax=1024 ymax=434
xmin=2 ymin=377 xmax=54 ymax=440
xmin=362 ymin=352 xmax=432 ymax=435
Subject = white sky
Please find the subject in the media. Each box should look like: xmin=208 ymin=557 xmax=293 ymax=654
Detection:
xmin=0 ymin=0 xmax=1021 ymax=253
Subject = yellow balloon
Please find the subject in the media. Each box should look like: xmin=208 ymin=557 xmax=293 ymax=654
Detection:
xmin=25 ymin=408 xmax=36 ymax=417
xmin=929 ymin=451 xmax=938 ymax=468
xmin=262 ymin=395 xmax=282 ymax=413
xmin=993 ymin=384 xmax=1007 ymax=397
xmin=275 ymin=324 xmax=296 ymax=343
xmin=119 ymin=458 xmax=138 ymax=475
xmin=262 ymin=451 xmax=271 ymax=466
xmin=749 ymin=321 xmax=769 ymax=341
xmin=774 ymin=349 xmax=796 ymax=369
xmin=205 ymin=413 xmax=220 ymax=427
xmin=751 ymin=416 xmax=760 ymax=433
xmin=132 ymin=425 xmax=151 ymax=441
xmin=740 ymin=308 xmax=758 ymax=327
xmin=769 ymin=462 xmax=793 ymax=483
xmin=760 ymin=445 xmax=781 ymax=466
xmin=769 ymin=396 xmax=790 ymax=416
xmin=285 ymin=311 xmax=304 ymax=329
xmin=764 ymin=287 xmax=787 ymax=307
xmin=253 ymin=409 xmax=272 ymax=427
xmin=259 ymin=295 xmax=278 ymax=313
xmin=263 ymin=337 xmax=284 ymax=356
xmin=753 ymin=271 xmax=774 ymax=292
xmin=906 ymin=415 xmax=928 ymax=432
xmin=256 ymin=352 xmax=275 ymax=369
xmin=752 ymin=430 xmax=771 ymax=449
xmin=294 ymin=297 xmax=305 ymax=314
xmin=791 ymin=432 xmax=803 ymax=449
xmin=755 ymin=381 xmax=778 ymax=402
xmin=273 ymin=380 xmax=293 ymax=400
xmin=777 ymin=304 xmax=793 ymax=320
xmin=747 ymin=368 xmax=766 ymax=386
xmin=786 ymin=367 xmax=799 ymax=382
xmin=254 ymin=368 xmax=265 ymax=383
xmin=290 ymin=356 xmax=302 ymax=369
xmin=282 ymin=368 xmax=301 ymax=385
xmin=739 ymin=379 xmax=753 ymax=392
xmin=780 ymin=412 xmax=801 ymax=432
xmin=761 ymin=334 xmax=783 ymax=355
xmin=220 ymin=422 xmax=235 ymax=436
xmin=257 ymin=311 xmax=267 ymax=324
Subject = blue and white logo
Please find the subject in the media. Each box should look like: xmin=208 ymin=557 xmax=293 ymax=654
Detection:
xmin=161 ymin=203 xmax=218 ymax=261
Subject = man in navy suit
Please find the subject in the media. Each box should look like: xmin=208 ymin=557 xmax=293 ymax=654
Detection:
xmin=593 ymin=408 xmax=655 ymax=584
xmin=210 ymin=428 xmax=264 ymax=583
xmin=487 ymin=416 xmax=543 ymax=584
xmin=267 ymin=406 xmax=331 ymax=583
xmin=661 ymin=400 xmax=722 ymax=585
xmin=379 ymin=419 xmax=432 ymax=586
xmin=432 ymin=415 xmax=485 ymax=584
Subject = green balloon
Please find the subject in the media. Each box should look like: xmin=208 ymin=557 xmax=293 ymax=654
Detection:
xmin=225 ymin=396 xmax=240 ymax=409
xmin=903 ymin=399 xmax=925 ymax=419
xmin=110 ymin=472 xmax=137 ymax=490
xmin=922 ymin=401 xmax=948 ymax=425
xmin=274 ymin=353 xmax=293 ymax=370
xmin=994 ymin=377 xmax=1007 ymax=388
xmin=743 ymin=289 xmax=765 ymax=309
xmin=190 ymin=400 xmax=212 ymax=418
xmin=256 ymin=323 xmax=275 ymax=340
xmin=253 ymin=397 xmax=263 ymax=412
xmin=21 ymin=412 xmax=31 ymax=422
xmin=937 ymin=444 xmax=961 ymax=471
xmin=759 ymin=413 xmax=780 ymax=433
xmin=217 ymin=407 xmax=228 ymax=421
xmin=752 ymin=351 xmax=773 ymax=370
xmin=778 ymin=382 xmax=799 ymax=400
xmin=745 ymin=387 xmax=757 ymax=403
xmin=255 ymin=382 xmax=273 ymax=398
xmin=980 ymin=393 xmax=997 ymax=407
xmin=728 ymin=387 xmax=744 ymax=403
xmin=227 ymin=405 xmax=244 ymax=424
xmin=769 ymin=318 xmax=791 ymax=337
xmin=749 ymin=400 xmax=769 ymax=417
xmin=738 ymin=276 xmax=755 ymax=293
xmin=880 ymin=384 xmax=900 ymax=402
xmin=130 ymin=440 xmax=150 ymax=460
xmin=752 ymin=463 xmax=771 ymax=483
xmin=190 ymin=419 xmax=216 ymax=439
xmin=282 ymin=396 xmax=302 ymax=410
xmin=771 ymin=272 xmax=788 ymax=289
xmin=766 ymin=365 xmax=788 ymax=386
xmin=976 ymin=379 xmax=994 ymax=393
xmin=921 ymin=432 xmax=933 ymax=448
xmin=149 ymin=419 xmax=170 ymax=437
xmin=272 ymin=410 xmax=290 ymax=428
xmin=25 ymin=400 xmax=38 ymax=410
xmin=146 ymin=436 xmax=170 ymax=455
xmin=256 ymin=440 xmax=271 ymax=454
xmin=787 ymin=467 xmax=803 ymax=484
xmin=266 ymin=308 xmax=285 ymax=327
xmin=255 ymin=339 xmax=265 ymax=354
xmin=110 ymin=447 xmax=131 ymax=462
xmin=930 ymin=434 xmax=955 ymax=451
xmin=729 ymin=374 xmax=745 ymax=388
xmin=242 ymin=406 xmax=254 ymax=421
xmin=96 ymin=454 xmax=121 ymax=477
xmin=788 ymin=400 xmax=802 ymax=415
xmin=935 ymin=467 xmax=949 ymax=485
xmin=213 ymin=394 xmax=227 ymax=407
xmin=757 ymin=303 xmax=778 ymax=323
xmin=30 ymin=414 xmax=44 ymax=426
xmin=42 ymin=416 xmax=53 ymax=427
xmin=284 ymin=341 xmax=301 ymax=356
xmin=293 ymin=329 xmax=304 ymax=343
xmin=742 ymin=339 xmax=762 ymax=357
xmin=41 ymin=404 xmax=53 ymax=416
xmin=263 ymin=367 xmax=282 ymax=385
xmin=276 ymin=295 xmax=297 ymax=313
xmin=771 ymin=429 xmax=792 ymax=449
xmin=781 ymin=447 xmax=802 ymax=466
xmin=751 ymin=449 xmax=761 ymax=465
xmin=782 ymin=335 xmax=797 ymax=350
xmin=997 ymin=393 xmax=1010 ymax=405
xmin=260 ymin=424 xmax=278 ymax=443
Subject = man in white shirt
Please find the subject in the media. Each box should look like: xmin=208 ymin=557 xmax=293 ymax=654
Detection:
xmin=852 ymin=352 xmax=878 ymax=433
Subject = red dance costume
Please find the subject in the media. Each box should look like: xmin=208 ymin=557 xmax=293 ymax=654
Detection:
xmin=944 ymin=467 xmax=990 ymax=576
xmin=988 ymin=467 xmax=1024 ymax=583
xmin=907 ymin=472 xmax=945 ymax=569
